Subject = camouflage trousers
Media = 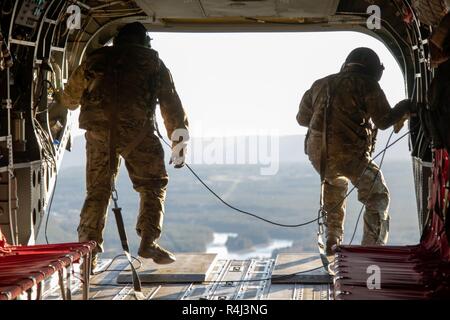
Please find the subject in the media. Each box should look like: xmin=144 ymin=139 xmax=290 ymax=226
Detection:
xmin=78 ymin=123 xmax=168 ymax=255
xmin=306 ymin=136 xmax=390 ymax=250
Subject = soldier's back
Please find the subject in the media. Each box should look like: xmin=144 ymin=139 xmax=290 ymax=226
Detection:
xmin=80 ymin=45 xmax=161 ymax=129
xmin=308 ymin=71 xmax=381 ymax=159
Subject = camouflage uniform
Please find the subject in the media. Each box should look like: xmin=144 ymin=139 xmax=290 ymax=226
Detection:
xmin=59 ymin=45 xmax=189 ymax=255
xmin=297 ymin=67 xmax=410 ymax=252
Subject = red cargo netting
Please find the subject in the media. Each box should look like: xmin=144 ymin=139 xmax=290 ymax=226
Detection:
xmin=334 ymin=149 xmax=450 ymax=300
xmin=0 ymin=233 xmax=96 ymax=300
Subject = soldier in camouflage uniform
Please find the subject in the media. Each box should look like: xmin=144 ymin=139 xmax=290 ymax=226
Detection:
xmin=57 ymin=23 xmax=189 ymax=266
xmin=297 ymin=48 xmax=413 ymax=256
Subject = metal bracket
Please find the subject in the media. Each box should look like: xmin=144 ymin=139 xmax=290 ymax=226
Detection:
xmin=9 ymin=38 xmax=36 ymax=47
xmin=50 ymin=46 xmax=65 ymax=52
xmin=43 ymin=18 xmax=57 ymax=25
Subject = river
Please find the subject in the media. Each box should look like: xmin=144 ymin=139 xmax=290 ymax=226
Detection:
xmin=206 ymin=233 xmax=293 ymax=260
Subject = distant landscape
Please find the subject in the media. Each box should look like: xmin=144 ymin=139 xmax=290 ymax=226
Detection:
xmin=37 ymin=133 xmax=421 ymax=259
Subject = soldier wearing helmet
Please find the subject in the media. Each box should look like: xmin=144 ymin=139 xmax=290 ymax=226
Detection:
xmin=297 ymin=47 xmax=414 ymax=257
xmin=57 ymin=22 xmax=189 ymax=269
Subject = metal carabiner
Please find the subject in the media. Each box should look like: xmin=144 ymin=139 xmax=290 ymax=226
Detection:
xmin=317 ymin=207 xmax=326 ymax=235
xmin=318 ymin=221 xmax=325 ymax=235
xmin=111 ymin=188 xmax=119 ymax=202
xmin=110 ymin=174 xmax=119 ymax=202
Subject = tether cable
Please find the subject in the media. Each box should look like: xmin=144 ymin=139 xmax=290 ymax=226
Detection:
xmin=156 ymin=123 xmax=413 ymax=229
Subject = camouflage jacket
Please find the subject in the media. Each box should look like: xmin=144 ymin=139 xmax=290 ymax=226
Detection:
xmin=297 ymin=67 xmax=410 ymax=159
xmin=59 ymin=44 xmax=189 ymax=139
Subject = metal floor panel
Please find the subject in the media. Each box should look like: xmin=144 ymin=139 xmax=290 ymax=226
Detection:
xmin=117 ymin=253 xmax=218 ymax=284
xmin=47 ymin=254 xmax=333 ymax=300
xmin=271 ymin=253 xmax=332 ymax=284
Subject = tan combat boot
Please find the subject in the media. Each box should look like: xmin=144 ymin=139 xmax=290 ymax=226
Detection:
xmin=325 ymin=235 xmax=341 ymax=276
xmin=138 ymin=236 xmax=176 ymax=265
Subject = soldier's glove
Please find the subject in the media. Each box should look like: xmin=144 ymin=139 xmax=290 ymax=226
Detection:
xmin=393 ymin=99 xmax=417 ymax=133
xmin=394 ymin=114 xmax=409 ymax=133
xmin=170 ymin=142 xmax=187 ymax=169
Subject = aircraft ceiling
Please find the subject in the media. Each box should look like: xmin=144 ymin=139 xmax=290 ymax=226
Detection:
xmin=134 ymin=0 xmax=340 ymax=19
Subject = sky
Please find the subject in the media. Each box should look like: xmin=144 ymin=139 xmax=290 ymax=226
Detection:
xmin=72 ymin=31 xmax=407 ymax=139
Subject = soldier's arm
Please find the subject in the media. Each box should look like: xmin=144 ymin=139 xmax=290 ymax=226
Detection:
xmin=297 ymin=87 xmax=314 ymax=127
xmin=55 ymin=62 xmax=86 ymax=110
xmin=366 ymin=84 xmax=411 ymax=130
xmin=158 ymin=62 xmax=189 ymax=142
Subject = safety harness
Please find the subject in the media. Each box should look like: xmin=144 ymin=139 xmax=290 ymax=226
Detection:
xmin=110 ymin=183 xmax=144 ymax=300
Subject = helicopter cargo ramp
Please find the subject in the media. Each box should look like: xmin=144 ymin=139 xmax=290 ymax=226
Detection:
xmin=43 ymin=253 xmax=333 ymax=300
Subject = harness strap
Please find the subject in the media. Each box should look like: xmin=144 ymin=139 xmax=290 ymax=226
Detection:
xmin=111 ymin=194 xmax=144 ymax=300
